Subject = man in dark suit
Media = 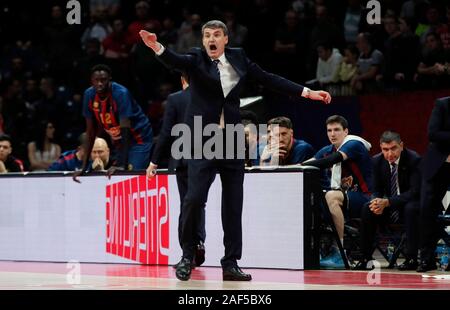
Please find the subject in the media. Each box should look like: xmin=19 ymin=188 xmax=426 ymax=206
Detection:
xmin=417 ymin=97 xmax=450 ymax=272
xmin=357 ymin=131 xmax=421 ymax=270
xmin=146 ymin=74 xmax=206 ymax=268
xmin=139 ymin=20 xmax=331 ymax=281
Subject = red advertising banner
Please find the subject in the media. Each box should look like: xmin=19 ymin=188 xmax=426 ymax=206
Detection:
xmin=106 ymin=175 xmax=169 ymax=264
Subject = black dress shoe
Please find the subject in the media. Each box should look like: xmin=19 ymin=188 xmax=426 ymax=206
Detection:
xmin=176 ymin=258 xmax=194 ymax=281
xmin=416 ymin=260 xmax=437 ymax=272
xmin=398 ymin=258 xmax=418 ymax=271
xmin=223 ymin=266 xmax=252 ymax=281
xmin=173 ymin=257 xmax=196 ymax=270
xmin=194 ymin=242 xmax=205 ymax=267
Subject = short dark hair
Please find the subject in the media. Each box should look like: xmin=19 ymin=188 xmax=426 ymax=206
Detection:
xmin=326 ymin=115 xmax=348 ymax=130
xmin=91 ymin=64 xmax=112 ymax=76
xmin=202 ymin=20 xmax=228 ymax=36
xmin=181 ymin=71 xmax=190 ymax=83
xmin=379 ymin=130 xmax=402 ymax=144
xmin=316 ymin=41 xmax=333 ymax=51
xmin=240 ymin=110 xmax=258 ymax=126
xmin=0 ymin=134 xmax=12 ymax=145
xmin=268 ymin=116 xmax=293 ymax=129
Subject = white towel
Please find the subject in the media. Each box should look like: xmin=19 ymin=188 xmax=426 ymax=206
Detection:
xmin=330 ymin=135 xmax=371 ymax=189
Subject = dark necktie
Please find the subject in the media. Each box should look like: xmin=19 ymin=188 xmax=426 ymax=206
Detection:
xmin=212 ymin=59 xmax=225 ymax=127
xmin=212 ymin=59 xmax=221 ymax=78
xmin=390 ymin=163 xmax=400 ymax=223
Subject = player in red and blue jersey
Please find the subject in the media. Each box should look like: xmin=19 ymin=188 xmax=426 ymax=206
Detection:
xmin=78 ymin=64 xmax=152 ymax=177
xmin=302 ymin=115 xmax=372 ymax=268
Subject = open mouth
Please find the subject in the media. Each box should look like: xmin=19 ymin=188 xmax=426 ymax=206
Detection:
xmin=209 ymin=44 xmax=217 ymax=51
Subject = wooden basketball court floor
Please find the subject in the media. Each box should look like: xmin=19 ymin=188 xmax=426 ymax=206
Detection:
xmin=0 ymin=261 xmax=450 ymax=290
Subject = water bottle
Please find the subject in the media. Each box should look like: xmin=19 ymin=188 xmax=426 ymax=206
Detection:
xmin=436 ymin=239 xmax=445 ymax=265
xmin=387 ymin=243 xmax=395 ymax=261
xmin=440 ymin=245 xmax=449 ymax=271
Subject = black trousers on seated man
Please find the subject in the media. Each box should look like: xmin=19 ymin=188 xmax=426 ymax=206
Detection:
xmin=360 ymin=201 xmax=419 ymax=261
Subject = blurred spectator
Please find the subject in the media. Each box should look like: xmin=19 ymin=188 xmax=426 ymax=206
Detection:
xmin=90 ymin=137 xmax=111 ymax=171
xmin=416 ymin=4 xmax=441 ymax=44
xmin=0 ymin=134 xmax=25 ymax=173
xmin=311 ymin=42 xmax=343 ymax=88
xmin=223 ymin=9 xmax=248 ymax=47
xmin=42 ymin=5 xmax=80 ymax=85
xmin=103 ymin=19 xmax=132 ymax=86
xmin=416 ymin=32 xmax=450 ymax=89
xmin=127 ymin=1 xmax=162 ymax=46
xmin=308 ymin=5 xmax=345 ymax=79
xmin=47 ymin=132 xmax=88 ymax=171
xmin=159 ymin=17 xmax=179 ymax=50
xmin=147 ymin=81 xmax=174 ymax=137
xmin=81 ymin=7 xmax=112 ymax=50
xmin=273 ymin=9 xmax=307 ymax=82
xmin=383 ymin=15 xmax=420 ymax=90
xmin=1 ymin=56 xmax=32 ymax=83
xmin=333 ymin=44 xmax=359 ymax=95
xmin=176 ymin=13 xmax=203 ymax=53
xmin=290 ymin=0 xmax=314 ymax=19
xmin=352 ymin=32 xmax=384 ymax=93
xmin=47 ymin=134 xmax=110 ymax=172
xmin=72 ymin=38 xmax=106 ymax=95
xmin=401 ymin=0 xmax=429 ymax=20
xmin=343 ymin=0 xmax=363 ymax=44
xmin=436 ymin=5 xmax=450 ymax=51
xmin=131 ymin=37 xmax=171 ymax=104
xmin=260 ymin=117 xmax=314 ymax=166
xmin=0 ymin=78 xmax=29 ymax=159
xmin=240 ymin=110 xmax=261 ymax=167
xmin=310 ymin=5 xmax=345 ymax=55
xmin=27 ymin=120 xmax=61 ymax=171
xmin=90 ymin=0 xmax=121 ymax=19
xmin=33 ymin=77 xmax=65 ymax=129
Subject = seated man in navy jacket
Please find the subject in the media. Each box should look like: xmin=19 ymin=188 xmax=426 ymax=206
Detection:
xmin=357 ymin=131 xmax=421 ymax=270
xmin=260 ymin=116 xmax=314 ymax=166
xmin=140 ymin=20 xmax=331 ymax=281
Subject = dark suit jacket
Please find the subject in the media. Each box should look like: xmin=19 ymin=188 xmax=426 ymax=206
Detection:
xmin=158 ymin=47 xmax=304 ymax=132
xmin=372 ymin=148 xmax=421 ymax=209
xmin=421 ymin=97 xmax=450 ymax=180
xmin=151 ymin=89 xmax=189 ymax=170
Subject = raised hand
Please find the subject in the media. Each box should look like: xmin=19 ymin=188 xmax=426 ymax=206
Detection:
xmin=139 ymin=30 xmax=161 ymax=52
xmin=309 ymin=90 xmax=332 ymax=104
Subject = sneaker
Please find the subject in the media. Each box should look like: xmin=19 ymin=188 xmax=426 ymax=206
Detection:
xmin=320 ymin=247 xmax=345 ymax=269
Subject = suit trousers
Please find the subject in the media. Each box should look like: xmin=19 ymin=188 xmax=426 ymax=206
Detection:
xmin=181 ymin=158 xmax=245 ymax=269
xmin=360 ymin=201 xmax=419 ymax=259
xmin=176 ymin=165 xmax=206 ymax=248
xmin=419 ymin=163 xmax=450 ymax=262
